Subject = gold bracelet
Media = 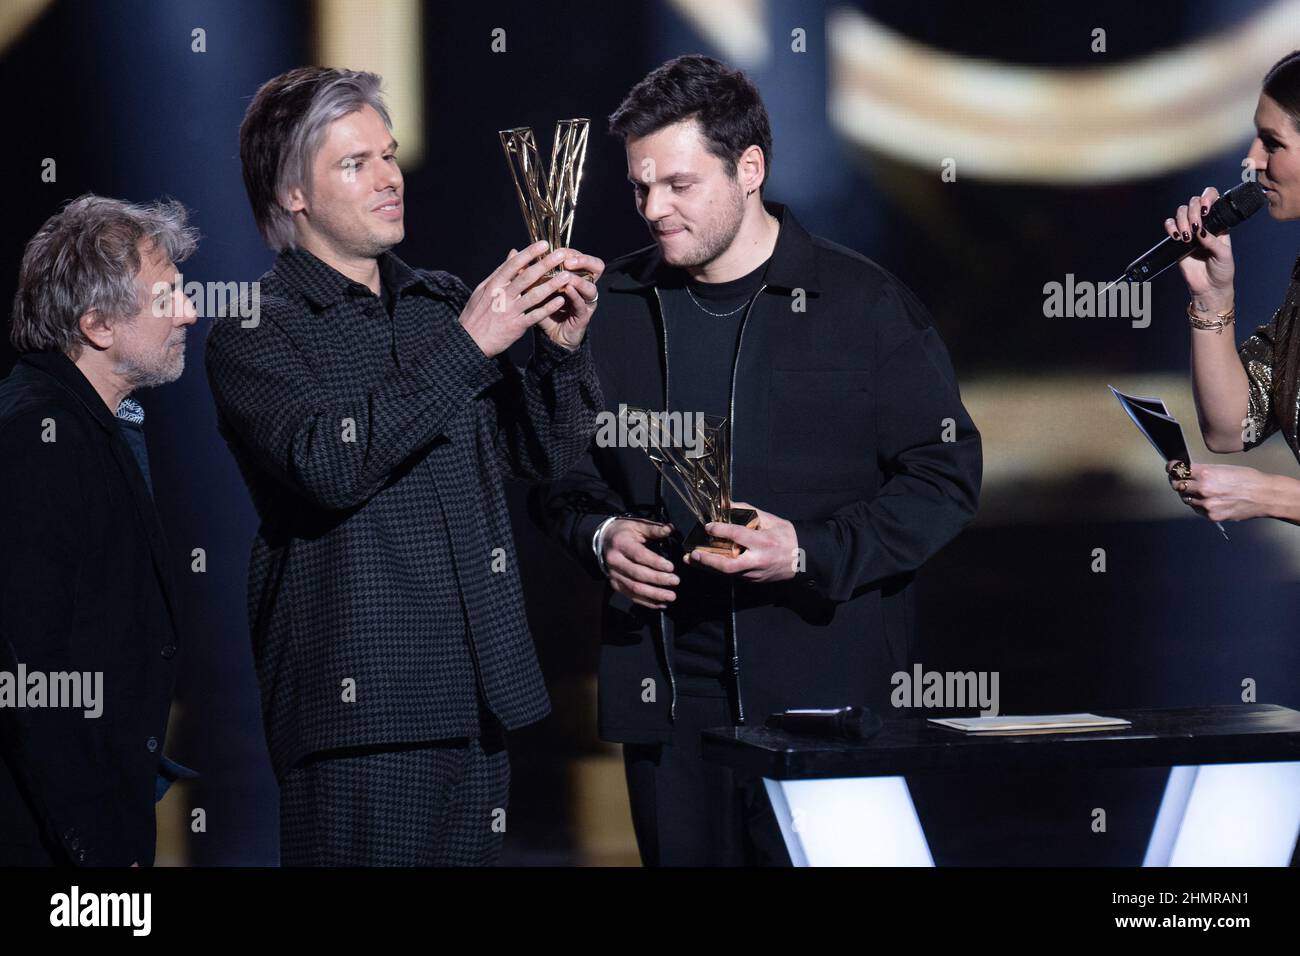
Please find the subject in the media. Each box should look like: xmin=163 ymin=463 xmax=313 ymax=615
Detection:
xmin=1187 ymin=301 xmax=1235 ymax=334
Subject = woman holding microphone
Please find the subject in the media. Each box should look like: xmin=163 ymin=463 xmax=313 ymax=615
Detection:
xmin=1166 ymin=50 xmax=1300 ymax=526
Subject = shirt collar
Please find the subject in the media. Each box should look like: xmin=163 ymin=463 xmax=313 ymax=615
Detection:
xmin=273 ymin=246 xmax=455 ymax=310
xmin=18 ymin=349 xmax=119 ymax=433
xmin=115 ymin=397 xmax=145 ymax=425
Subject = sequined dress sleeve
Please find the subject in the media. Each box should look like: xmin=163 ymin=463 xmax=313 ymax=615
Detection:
xmin=1239 ymin=257 xmax=1300 ymax=455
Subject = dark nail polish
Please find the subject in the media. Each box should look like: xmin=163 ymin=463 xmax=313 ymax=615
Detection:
xmin=1202 ymin=207 xmax=1209 ymax=216
xmin=1183 ymin=232 xmax=1190 ymax=241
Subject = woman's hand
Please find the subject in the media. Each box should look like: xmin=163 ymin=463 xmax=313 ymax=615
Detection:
xmin=1166 ymin=460 xmax=1275 ymax=522
xmin=1168 ymin=187 xmax=1236 ymax=309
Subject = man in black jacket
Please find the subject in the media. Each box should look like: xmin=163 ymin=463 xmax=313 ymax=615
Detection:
xmin=536 ymin=55 xmax=982 ymax=865
xmin=0 ymin=194 xmax=198 ymax=866
xmin=206 ymin=67 xmax=603 ymax=865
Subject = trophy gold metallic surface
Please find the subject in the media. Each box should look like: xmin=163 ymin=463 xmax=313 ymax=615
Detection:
xmin=499 ymin=119 xmax=591 ymax=279
xmin=619 ymin=406 xmax=758 ymax=557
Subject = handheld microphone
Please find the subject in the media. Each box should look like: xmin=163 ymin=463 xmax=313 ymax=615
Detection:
xmin=1110 ymin=181 xmax=1265 ymax=288
xmin=766 ymin=705 xmax=882 ymax=741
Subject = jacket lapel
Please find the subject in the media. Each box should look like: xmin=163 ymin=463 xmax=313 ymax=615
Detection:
xmin=108 ymin=435 xmax=182 ymax=637
xmin=19 ymin=351 xmax=182 ymax=637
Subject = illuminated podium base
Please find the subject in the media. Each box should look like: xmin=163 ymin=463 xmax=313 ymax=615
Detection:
xmin=702 ymin=704 xmax=1300 ymax=867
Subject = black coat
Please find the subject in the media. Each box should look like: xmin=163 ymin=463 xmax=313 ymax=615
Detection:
xmin=535 ymin=203 xmax=982 ymax=743
xmin=0 ymin=351 xmax=180 ymax=866
xmin=205 ymin=249 xmax=602 ymax=774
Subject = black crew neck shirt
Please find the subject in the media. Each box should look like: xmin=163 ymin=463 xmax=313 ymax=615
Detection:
xmin=657 ymin=257 xmax=769 ymax=689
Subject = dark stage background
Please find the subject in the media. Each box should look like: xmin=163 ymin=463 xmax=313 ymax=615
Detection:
xmin=1 ymin=0 xmax=1297 ymax=865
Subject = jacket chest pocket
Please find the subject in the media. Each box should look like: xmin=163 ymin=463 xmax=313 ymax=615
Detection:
xmin=767 ymin=368 xmax=874 ymax=492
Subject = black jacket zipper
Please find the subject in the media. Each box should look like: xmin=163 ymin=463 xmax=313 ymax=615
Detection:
xmin=650 ymin=281 xmax=767 ymax=725
xmin=651 ymin=287 xmax=678 ymax=720
xmin=727 ymin=284 xmax=766 ymax=725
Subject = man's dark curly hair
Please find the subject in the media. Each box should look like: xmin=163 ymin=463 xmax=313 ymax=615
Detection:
xmin=609 ymin=54 xmax=773 ymax=193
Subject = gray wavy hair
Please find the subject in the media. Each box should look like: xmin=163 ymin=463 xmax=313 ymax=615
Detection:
xmin=239 ymin=67 xmax=393 ymax=251
xmin=10 ymin=194 xmax=198 ymax=357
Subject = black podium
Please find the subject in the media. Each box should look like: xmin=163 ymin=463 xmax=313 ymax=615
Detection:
xmin=702 ymin=704 xmax=1300 ymax=866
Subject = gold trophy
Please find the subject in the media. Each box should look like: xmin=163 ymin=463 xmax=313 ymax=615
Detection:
xmin=620 ymin=406 xmax=758 ymax=557
xmin=499 ymin=119 xmax=591 ymax=279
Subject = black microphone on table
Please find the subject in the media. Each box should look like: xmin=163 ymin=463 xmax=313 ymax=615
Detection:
xmin=766 ymin=705 xmax=882 ymax=741
xmin=1102 ymin=181 xmax=1265 ymax=296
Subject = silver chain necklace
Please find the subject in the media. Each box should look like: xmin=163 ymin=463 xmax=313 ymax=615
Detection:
xmin=685 ymin=284 xmax=751 ymax=317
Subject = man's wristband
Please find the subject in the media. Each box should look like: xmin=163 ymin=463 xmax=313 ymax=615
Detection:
xmin=591 ymin=515 xmax=619 ymax=576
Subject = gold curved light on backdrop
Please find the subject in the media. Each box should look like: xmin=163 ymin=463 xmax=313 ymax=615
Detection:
xmin=315 ymin=0 xmax=425 ymax=167
xmin=828 ymin=1 xmax=1300 ymax=183
xmin=669 ymin=0 xmax=770 ymax=67
xmin=0 ymin=0 xmax=55 ymax=57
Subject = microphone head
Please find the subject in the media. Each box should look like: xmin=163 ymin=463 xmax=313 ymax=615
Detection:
xmin=1208 ymin=180 xmax=1266 ymax=231
xmin=840 ymin=706 xmax=883 ymax=740
xmin=1119 ymin=181 xmax=1265 ymax=283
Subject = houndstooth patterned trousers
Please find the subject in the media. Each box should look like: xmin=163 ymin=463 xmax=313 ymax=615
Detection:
xmin=278 ymin=704 xmax=510 ymax=867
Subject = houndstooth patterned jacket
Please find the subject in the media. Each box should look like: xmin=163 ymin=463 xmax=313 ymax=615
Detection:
xmin=205 ymin=248 xmax=601 ymax=774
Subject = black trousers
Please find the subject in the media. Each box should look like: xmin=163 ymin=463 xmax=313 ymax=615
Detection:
xmin=277 ymin=703 xmax=509 ymax=867
xmin=622 ymin=687 xmax=791 ymax=867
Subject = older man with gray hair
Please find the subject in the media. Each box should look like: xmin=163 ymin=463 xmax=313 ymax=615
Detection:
xmin=0 ymin=194 xmax=198 ymax=866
